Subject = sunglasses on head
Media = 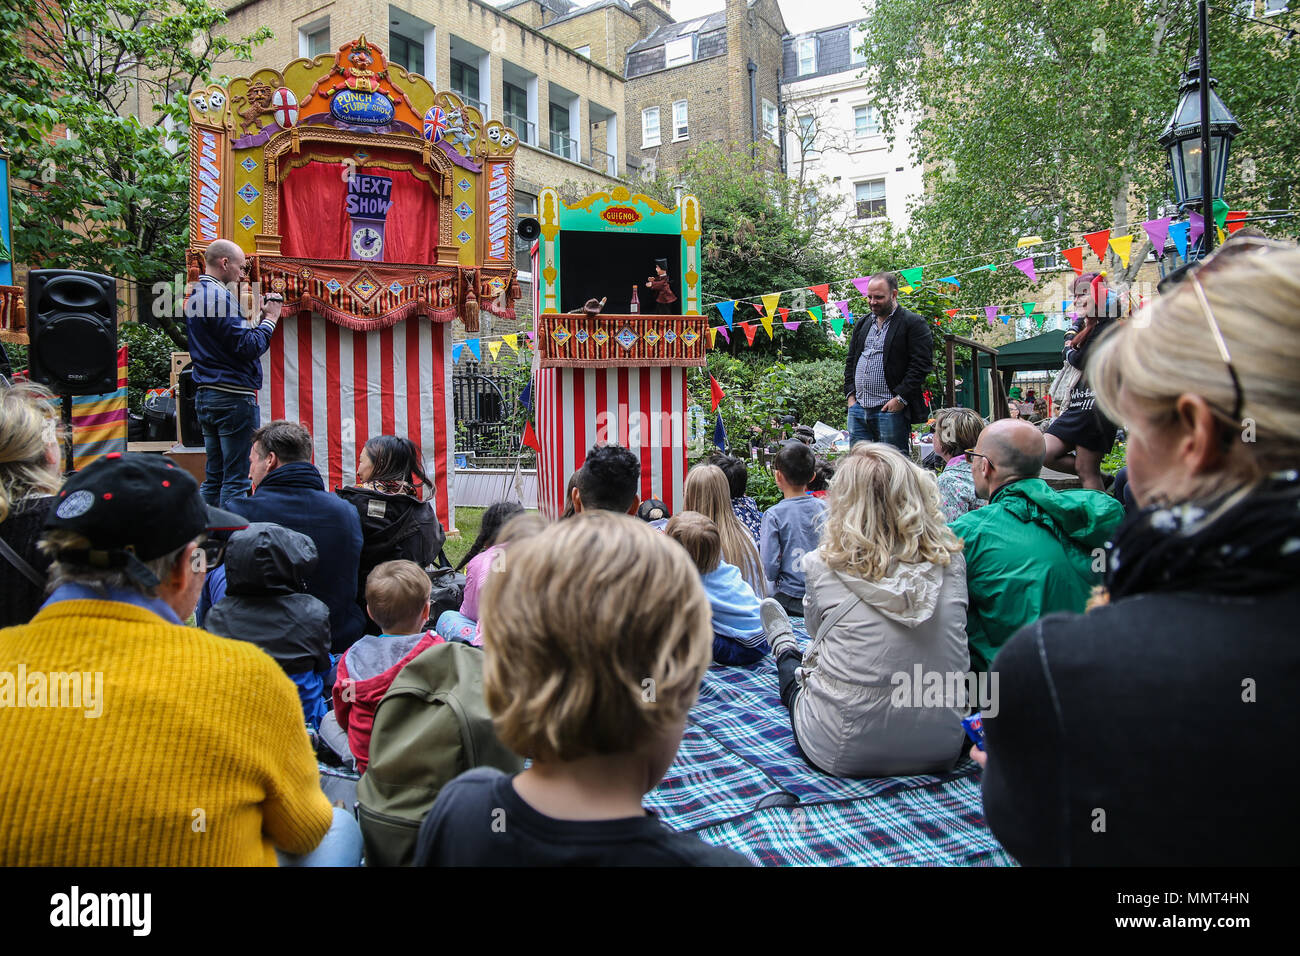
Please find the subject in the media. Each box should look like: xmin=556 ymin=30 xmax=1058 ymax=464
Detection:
xmin=1180 ymin=237 xmax=1292 ymax=424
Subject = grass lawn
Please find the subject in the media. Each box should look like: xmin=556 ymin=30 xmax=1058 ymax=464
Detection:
xmin=445 ymin=506 xmax=483 ymax=568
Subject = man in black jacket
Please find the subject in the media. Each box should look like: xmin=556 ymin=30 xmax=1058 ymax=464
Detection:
xmin=843 ymin=273 xmax=933 ymax=455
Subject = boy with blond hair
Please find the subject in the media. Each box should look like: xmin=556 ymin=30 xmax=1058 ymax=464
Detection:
xmin=665 ymin=511 xmax=771 ymax=666
xmin=413 ymin=512 xmax=746 ymax=866
xmin=331 ymin=559 xmax=443 ymax=771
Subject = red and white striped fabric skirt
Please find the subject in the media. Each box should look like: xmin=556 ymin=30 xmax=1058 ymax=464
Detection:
xmin=535 ymin=366 xmax=689 ymax=518
xmin=258 ymin=311 xmax=454 ymax=530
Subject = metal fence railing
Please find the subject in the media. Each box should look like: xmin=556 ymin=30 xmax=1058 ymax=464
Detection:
xmin=452 ymin=363 xmax=526 ymax=459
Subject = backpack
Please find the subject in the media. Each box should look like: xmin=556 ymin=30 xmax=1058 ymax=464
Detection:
xmin=355 ymin=641 xmax=524 ymax=866
xmin=427 ymin=566 xmax=466 ymax=620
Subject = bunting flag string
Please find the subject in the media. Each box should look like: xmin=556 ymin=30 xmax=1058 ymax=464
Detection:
xmin=759 ymin=312 xmax=773 ymax=339
xmin=740 ymin=321 xmax=757 ymax=346
xmin=487 ymin=340 xmax=503 ymax=361
xmin=1062 ymin=246 xmax=1085 ymax=276
xmin=1083 ymin=229 xmax=1112 ymax=263
xmin=716 ymin=300 xmax=735 ymax=329
xmin=761 ymin=292 xmax=780 ymax=318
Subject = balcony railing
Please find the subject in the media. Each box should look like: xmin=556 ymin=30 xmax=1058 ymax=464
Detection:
xmin=504 ymin=111 xmax=537 ymax=146
xmin=549 ymin=131 xmax=577 ymax=161
xmin=452 ymin=90 xmax=487 ymax=116
xmin=588 ymin=146 xmax=617 ymax=177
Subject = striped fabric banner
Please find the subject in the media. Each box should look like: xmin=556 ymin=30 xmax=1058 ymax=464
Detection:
xmin=71 ymin=346 xmax=128 ymax=470
xmin=258 ymin=313 xmax=455 ymax=532
xmin=535 ymin=365 xmax=689 ymax=519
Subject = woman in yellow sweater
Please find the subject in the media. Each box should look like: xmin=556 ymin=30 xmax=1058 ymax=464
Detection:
xmin=0 ymin=453 xmax=349 ymax=866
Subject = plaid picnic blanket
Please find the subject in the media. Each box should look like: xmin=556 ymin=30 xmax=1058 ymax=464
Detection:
xmin=644 ymin=622 xmax=1015 ymax=866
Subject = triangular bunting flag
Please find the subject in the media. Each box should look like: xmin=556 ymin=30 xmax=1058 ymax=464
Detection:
xmin=899 ymin=267 xmax=923 ymax=287
xmin=809 ymin=284 xmax=830 ymax=303
xmin=518 ymin=381 xmax=532 ymax=411
xmin=707 ymin=327 xmax=718 ymax=348
xmin=829 ymin=316 xmax=845 ymax=336
xmin=972 ymin=263 xmax=997 ymax=273
xmin=944 ymin=308 xmax=959 ymax=318
xmin=503 ymin=333 xmax=519 ymax=353
xmin=1035 ymin=314 xmax=1045 ymax=329
xmin=525 ymin=331 xmax=536 ymax=344
xmin=740 ymin=322 xmax=757 ymax=346
xmin=1000 ymin=314 xmax=1010 ymax=324
xmin=710 ymin=374 xmax=725 ymax=412
xmin=717 ymin=326 xmax=730 ymax=344
xmin=716 ymin=300 xmax=735 ymax=329
xmin=1084 ymin=229 xmax=1111 ymax=264
xmin=1168 ymin=221 xmax=1190 ymax=260
xmin=1061 ymin=247 xmax=1085 ymax=276
xmin=1012 ymin=258 xmax=1037 ymax=282
xmin=1022 ymin=302 xmax=1037 ymax=317
xmin=1142 ymin=218 xmax=1171 ymax=259
xmin=1213 ymin=197 xmax=1229 ymax=231
xmin=713 ymin=412 xmax=727 ymax=452
xmin=851 ymin=276 xmax=872 ymax=296
xmin=783 ymin=321 xmax=799 ymax=332
xmin=1225 ymin=210 xmax=1249 ymax=234
xmin=984 ymin=306 xmax=997 ymax=325
xmin=1216 ymin=225 xmax=1226 ymax=244
xmin=752 ymin=302 xmax=765 ymax=316
xmin=1108 ymin=234 xmax=1134 ymax=268
xmin=833 ymin=300 xmax=850 ymax=320
xmin=466 ymin=338 xmax=481 ymax=362
xmin=759 ymin=314 xmax=773 ymax=339
xmin=761 ymin=292 xmax=780 ymax=318
xmin=1188 ymin=211 xmax=1204 ymax=247
xmin=522 ymin=420 xmax=541 ymax=453
xmin=778 ymin=307 xmax=789 ymax=324
xmin=452 ymin=343 xmax=465 ymax=364
xmin=807 ymin=305 xmax=822 ymax=323
xmin=938 ymin=276 xmax=960 ymax=286
xmin=488 ymin=340 xmax=503 ymax=361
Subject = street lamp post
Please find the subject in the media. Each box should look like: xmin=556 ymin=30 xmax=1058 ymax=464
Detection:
xmin=1157 ymin=0 xmax=1242 ymax=260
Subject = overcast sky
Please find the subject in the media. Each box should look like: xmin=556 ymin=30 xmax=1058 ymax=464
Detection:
xmin=670 ymin=0 xmax=867 ymax=33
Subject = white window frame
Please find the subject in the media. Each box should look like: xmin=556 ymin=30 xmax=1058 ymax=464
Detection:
xmin=798 ymin=114 xmax=818 ymax=155
xmin=665 ymin=35 xmax=694 ymax=67
xmin=855 ymin=179 xmax=887 ymax=219
xmin=299 ymin=17 xmax=330 ymax=59
xmin=1263 ymin=0 xmax=1288 ymax=13
xmin=796 ymin=36 xmax=816 ymax=76
xmin=850 ymin=25 xmax=867 ymax=65
xmin=762 ymin=99 xmax=778 ymax=145
xmin=672 ymin=100 xmax=689 ymax=142
xmin=642 ymin=106 xmax=661 ymax=148
xmin=854 ymin=104 xmax=881 ymax=138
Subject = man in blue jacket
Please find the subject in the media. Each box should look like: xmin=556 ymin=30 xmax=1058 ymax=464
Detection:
xmin=225 ymin=420 xmax=367 ymax=652
xmin=184 ymin=238 xmax=282 ymax=507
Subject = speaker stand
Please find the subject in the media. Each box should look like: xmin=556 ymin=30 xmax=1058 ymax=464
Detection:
xmin=61 ymin=393 xmax=76 ymax=475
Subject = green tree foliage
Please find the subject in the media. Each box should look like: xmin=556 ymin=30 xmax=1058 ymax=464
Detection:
xmin=118 ymin=321 xmax=174 ymax=414
xmin=859 ymin=0 xmax=1299 ymax=309
xmin=0 ymin=0 xmax=271 ymax=346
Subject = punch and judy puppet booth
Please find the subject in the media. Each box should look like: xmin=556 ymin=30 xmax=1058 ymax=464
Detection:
xmin=186 ymin=36 xmax=521 ymax=528
xmin=531 ymin=186 xmax=705 ymax=516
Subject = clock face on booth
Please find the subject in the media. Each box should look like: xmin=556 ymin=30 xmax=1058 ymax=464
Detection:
xmin=351 ymin=226 xmax=383 ymax=260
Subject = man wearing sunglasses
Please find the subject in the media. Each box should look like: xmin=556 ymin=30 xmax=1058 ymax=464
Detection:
xmin=0 ymin=452 xmax=358 ymax=865
xmin=185 ymin=238 xmax=283 ymax=509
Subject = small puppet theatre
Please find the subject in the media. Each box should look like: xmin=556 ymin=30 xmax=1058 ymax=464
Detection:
xmin=186 ymin=35 xmax=521 ymax=529
xmin=531 ymin=186 xmax=706 ymax=517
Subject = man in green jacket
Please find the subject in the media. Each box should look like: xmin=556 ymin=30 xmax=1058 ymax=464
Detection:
xmin=951 ymin=419 xmax=1126 ymax=671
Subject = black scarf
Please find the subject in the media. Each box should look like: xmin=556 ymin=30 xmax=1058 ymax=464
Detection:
xmin=1106 ymin=470 xmax=1300 ymax=601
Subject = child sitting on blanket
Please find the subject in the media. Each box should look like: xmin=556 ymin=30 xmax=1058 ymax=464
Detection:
xmin=436 ymin=501 xmax=523 ymax=645
xmin=760 ymin=441 xmax=827 ymax=618
xmin=413 ymin=512 xmax=747 ymax=866
xmin=665 ymin=511 xmax=771 ymax=666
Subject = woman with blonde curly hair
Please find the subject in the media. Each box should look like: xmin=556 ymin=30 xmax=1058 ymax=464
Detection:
xmin=0 ymin=381 xmax=63 ymax=626
xmin=684 ymin=464 xmax=765 ymax=598
xmin=763 ymin=443 xmax=969 ymax=777
xmin=976 ymin=240 xmax=1300 ymax=866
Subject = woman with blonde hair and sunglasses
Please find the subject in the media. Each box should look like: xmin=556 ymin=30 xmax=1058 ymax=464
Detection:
xmin=975 ymin=240 xmax=1300 ymax=865
xmin=763 ymin=443 xmax=970 ymax=777
xmin=684 ymin=464 xmax=766 ymax=598
xmin=0 ymin=382 xmax=63 ymax=626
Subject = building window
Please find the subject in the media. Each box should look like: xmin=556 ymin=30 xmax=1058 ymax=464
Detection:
xmin=796 ymin=36 xmax=816 ymax=76
xmin=503 ymin=81 xmax=531 ymax=143
xmin=850 ymin=25 xmax=867 ymax=65
xmin=665 ymin=36 xmax=694 ymax=67
xmin=672 ymin=100 xmax=688 ymax=141
xmin=389 ymin=33 xmax=424 ymax=74
xmin=575 ymin=44 xmax=591 ymax=58
xmin=642 ymin=106 xmax=661 ymax=148
xmin=549 ymin=102 xmax=574 ymax=160
xmin=762 ymin=99 xmax=778 ymax=145
xmin=854 ymin=104 xmax=881 ymax=138
xmin=451 ymin=59 xmax=480 ymax=108
xmin=798 ymin=115 xmax=818 ymax=155
xmin=856 ymin=179 xmax=887 ymax=219
xmin=1264 ymin=0 xmax=1288 ymax=12
xmin=299 ymin=19 xmax=329 ymax=59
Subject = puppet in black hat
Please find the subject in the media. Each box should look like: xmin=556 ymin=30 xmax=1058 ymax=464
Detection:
xmin=645 ymin=258 xmax=678 ymax=315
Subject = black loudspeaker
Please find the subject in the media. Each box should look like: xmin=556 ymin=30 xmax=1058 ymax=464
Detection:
xmin=27 ymin=269 xmax=118 ymax=395
xmin=177 ymin=364 xmax=203 ymax=448
xmin=516 ymin=217 xmax=540 ymax=241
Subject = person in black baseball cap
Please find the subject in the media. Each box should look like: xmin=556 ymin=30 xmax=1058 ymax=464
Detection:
xmin=41 ymin=452 xmax=247 ymax=617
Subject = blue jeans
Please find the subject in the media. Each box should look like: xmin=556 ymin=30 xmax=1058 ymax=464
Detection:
xmin=847 ymin=402 xmax=910 ymax=455
xmin=276 ymin=807 xmax=364 ymax=867
xmin=195 ymin=387 xmax=259 ymax=508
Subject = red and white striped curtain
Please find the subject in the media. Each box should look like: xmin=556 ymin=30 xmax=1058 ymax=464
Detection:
xmin=258 ymin=312 xmax=454 ymax=530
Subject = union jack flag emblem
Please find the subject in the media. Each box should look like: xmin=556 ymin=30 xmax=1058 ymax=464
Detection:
xmin=423 ymin=106 xmax=447 ymax=143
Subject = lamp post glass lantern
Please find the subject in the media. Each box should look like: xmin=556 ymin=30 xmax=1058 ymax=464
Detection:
xmin=1158 ymin=55 xmax=1242 ymax=210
